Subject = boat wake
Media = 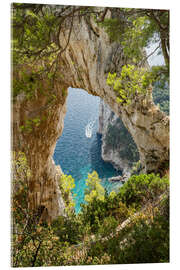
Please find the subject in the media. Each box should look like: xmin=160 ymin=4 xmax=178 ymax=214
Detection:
xmin=85 ymin=119 xmax=96 ymax=138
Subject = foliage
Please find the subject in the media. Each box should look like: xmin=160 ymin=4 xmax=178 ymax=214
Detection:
xmin=12 ymin=152 xmax=30 ymax=226
xmin=101 ymin=8 xmax=169 ymax=66
xmin=117 ymin=173 xmax=169 ymax=209
xmin=11 ymin=152 xmax=80 ymax=267
xmin=60 ymin=174 xmax=75 ymax=195
xmin=12 ymin=68 xmax=55 ymax=100
xmin=107 ymin=65 xmax=154 ymax=105
xmin=12 ymin=4 xmax=60 ymax=65
xmin=153 ymin=80 xmax=169 ymax=115
xmin=20 ymin=117 xmax=41 ymax=133
xmin=12 ymin=153 xmax=169 ymax=266
xmin=12 ymin=152 xmax=62 ymax=267
xmin=103 ymin=8 xmax=169 ymax=107
xmin=97 ymin=216 xmax=118 ymax=237
xmin=84 ymin=198 xmax=169 ymax=264
xmin=59 ymin=174 xmax=76 ymax=214
xmin=12 ymin=222 xmax=70 ymax=267
xmin=131 ymin=160 xmax=142 ymax=175
xmin=51 ymin=214 xmax=83 ymax=245
xmin=84 ymin=171 xmax=105 ymax=203
xmin=81 ymin=188 xmax=130 ymax=234
xmin=12 ymin=4 xmax=63 ymax=100
xmin=114 ymin=195 xmax=169 ymax=264
xmin=77 ymin=174 xmax=169 ymax=265
xmin=100 ymin=15 xmax=155 ymax=62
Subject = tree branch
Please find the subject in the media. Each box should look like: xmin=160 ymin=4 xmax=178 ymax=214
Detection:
xmin=97 ymin=7 xmax=109 ymax=22
xmin=31 ymin=240 xmax=42 ymax=267
xmin=138 ymin=43 xmax=161 ymax=67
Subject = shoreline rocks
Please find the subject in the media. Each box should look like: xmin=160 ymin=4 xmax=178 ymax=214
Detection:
xmin=108 ymin=173 xmax=130 ymax=183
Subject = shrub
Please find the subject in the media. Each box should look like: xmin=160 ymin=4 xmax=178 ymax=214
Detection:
xmin=51 ymin=214 xmax=83 ymax=245
xmin=59 ymin=174 xmax=75 ymax=214
xmin=84 ymin=171 xmax=105 ymax=203
xmin=80 ymin=185 xmax=130 ymax=234
xmin=117 ymin=173 xmax=169 ymax=209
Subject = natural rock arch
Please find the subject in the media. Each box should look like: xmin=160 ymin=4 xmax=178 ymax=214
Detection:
xmin=56 ymin=15 xmax=169 ymax=175
xmin=12 ymin=14 xmax=169 ymax=221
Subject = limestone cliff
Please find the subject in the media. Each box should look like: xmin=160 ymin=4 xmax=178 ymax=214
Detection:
xmin=12 ymin=81 xmax=68 ymax=221
xmin=98 ymin=100 xmax=139 ymax=176
xmin=57 ymin=12 xmax=169 ymax=175
xmin=12 ymin=6 xmax=169 ymax=221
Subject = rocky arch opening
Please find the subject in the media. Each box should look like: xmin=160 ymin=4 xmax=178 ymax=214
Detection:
xmin=12 ymin=73 xmax=169 ymax=221
xmin=12 ymin=6 xmax=169 ymax=221
xmin=53 ymin=87 xmax=125 ymax=212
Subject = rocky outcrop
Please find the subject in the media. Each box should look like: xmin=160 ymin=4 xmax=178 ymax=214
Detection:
xmin=12 ymin=80 xmax=68 ymax=221
xmin=57 ymin=13 xmax=169 ymax=175
xmin=98 ymin=100 xmax=135 ymax=176
xmin=12 ymin=7 xmax=169 ymax=220
xmin=108 ymin=175 xmax=128 ymax=183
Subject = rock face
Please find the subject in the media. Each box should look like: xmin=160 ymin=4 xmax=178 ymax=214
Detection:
xmin=57 ymin=14 xmax=169 ymax=174
xmin=98 ymin=100 xmax=138 ymax=176
xmin=12 ymin=11 xmax=169 ymax=220
xmin=12 ymin=81 xmax=68 ymax=221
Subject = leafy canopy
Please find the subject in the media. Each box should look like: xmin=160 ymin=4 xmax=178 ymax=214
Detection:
xmin=101 ymin=8 xmax=169 ymax=106
xmin=84 ymin=171 xmax=105 ymax=203
xmin=101 ymin=8 xmax=169 ymax=65
xmin=59 ymin=174 xmax=76 ymax=214
xmin=107 ymin=64 xmax=153 ymax=105
xmin=12 ymin=153 xmax=169 ymax=266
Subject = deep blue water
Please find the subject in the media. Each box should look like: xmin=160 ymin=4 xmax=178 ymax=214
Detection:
xmin=53 ymin=88 xmax=122 ymax=212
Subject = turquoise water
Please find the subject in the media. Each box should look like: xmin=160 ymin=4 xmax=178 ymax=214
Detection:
xmin=53 ymin=88 xmax=122 ymax=212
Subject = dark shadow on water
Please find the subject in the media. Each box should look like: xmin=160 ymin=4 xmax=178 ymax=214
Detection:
xmin=90 ymin=133 xmax=122 ymax=178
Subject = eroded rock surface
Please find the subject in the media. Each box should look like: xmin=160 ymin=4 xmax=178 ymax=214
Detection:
xmin=57 ymin=15 xmax=169 ymax=174
xmin=98 ymin=100 xmax=138 ymax=176
xmin=12 ymin=81 xmax=68 ymax=220
xmin=12 ymin=12 xmax=169 ymax=220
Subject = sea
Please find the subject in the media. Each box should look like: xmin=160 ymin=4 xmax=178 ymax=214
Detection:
xmin=53 ymin=88 xmax=122 ymax=212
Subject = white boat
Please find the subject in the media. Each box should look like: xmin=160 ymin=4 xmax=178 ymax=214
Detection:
xmin=85 ymin=120 xmax=95 ymax=138
xmin=85 ymin=123 xmax=92 ymax=138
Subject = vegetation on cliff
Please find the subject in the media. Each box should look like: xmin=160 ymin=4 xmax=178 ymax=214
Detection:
xmin=100 ymin=8 xmax=169 ymax=66
xmin=100 ymin=7 xmax=169 ymax=172
xmin=102 ymin=8 xmax=169 ymax=105
xmin=12 ymin=4 xmax=112 ymax=100
xmin=11 ymin=3 xmax=170 ymax=267
xmin=12 ymin=157 xmax=169 ymax=266
xmin=103 ymin=79 xmax=169 ymax=169
xmin=153 ymin=81 xmax=169 ymax=115
xmin=12 ymin=4 xmax=169 ymax=100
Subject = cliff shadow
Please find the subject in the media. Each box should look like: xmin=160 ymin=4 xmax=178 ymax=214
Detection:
xmin=89 ymin=133 xmax=122 ymax=179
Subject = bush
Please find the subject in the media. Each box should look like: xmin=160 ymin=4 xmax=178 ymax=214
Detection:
xmin=59 ymin=174 xmax=75 ymax=215
xmin=82 ymin=194 xmax=169 ymax=265
xmin=84 ymin=171 xmax=105 ymax=203
xmin=98 ymin=216 xmax=118 ymax=237
xmin=80 ymin=189 xmax=130 ymax=234
xmin=117 ymin=173 xmax=169 ymax=209
xmin=12 ymin=153 xmax=169 ymax=266
xmin=51 ymin=214 xmax=83 ymax=245
xmin=116 ymin=197 xmax=169 ymax=264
